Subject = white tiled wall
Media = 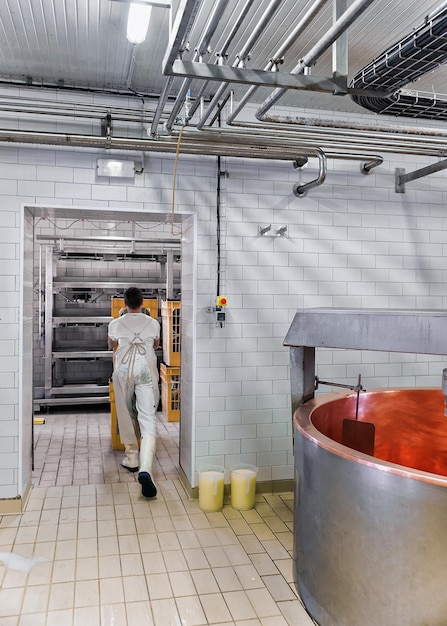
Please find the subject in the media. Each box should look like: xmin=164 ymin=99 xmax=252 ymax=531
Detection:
xmin=2 ymin=93 xmax=447 ymax=500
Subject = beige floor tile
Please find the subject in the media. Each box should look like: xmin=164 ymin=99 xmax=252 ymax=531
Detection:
xmin=138 ymin=533 xmax=161 ymax=553
xmin=13 ymin=526 xmax=38 ymax=545
xmin=0 ymin=586 xmax=24 ymax=617
xmin=262 ymin=574 xmax=297 ymax=602
xmin=97 ymin=505 xmax=115 ymax=520
xmin=0 ymin=528 xmax=17 ymax=547
xmin=228 ymin=518 xmax=253 ymax=535
xmin=194 ymin=529 xmax=220 ymax=548
xmin=222 ymin=544 xmax=252 ymax=566
xmin=146 ymin=572 xmax=173 ymax=600
xmin=182 ymin=548 xmax=209 ymax=570
xmin=77 ymin=521 xmax=97 ymax=539
xmin=160 ymin=549 xmax=186 ymax=572
xmin=123 ymin=574 xmax=149 ymax=602
xmin=168 ymin=570 xmax=196 ymax=597
xmin=118 ymin=534 xmax=140 ymax=554
xmin=19 ymin=511 xmax=41 ymax=527
xmin=273 ymin=558 xmax=294 ymax=583
xmin=75 ymin=556 xmax=98 ymax=580
xmin=1 ymin=569 xmax=29 ymax=589
xmin=250 ymin=524 xmax=277 ymax=542
xmin=78 ymin=507 xmax=97 ymax=523
xmin=54 ymin=539 xmax=77 ymax=561
xmin=73 ymin=605 xmax=100 ymax=626
xmin=151 ymin=598 xmax=180 ymax=626
xmin=98 ymin=554 xmax=121 ymax=578
xmin=97 ymin=520 xmax=117 ymax=537
xmin=247 ymin=587 xmax=282 ymax=618
xmin=214 ymin=527 xmax=239 ymax=546
xmin=158 ymin=531 xmax=181 ymax=551
xmin=262 ymin=539 xmax=290 ymax=561
xmin=250 ymin=552 xmax=280 ymax=577
xmin=98 ymin=535 xmax=119 ymax=556
xmin=77 ymin=537 xmax=98 ymax=558
xmin=74 ymin=579 xmax=99 ymax=607
xmin=59 ymin=508 xmax=78 ymax=524
xmin=100 ymin=603 xmax=127 ymax=626
xmin=234 ymin=563 xmax=264 ymax=589
xmin=149 ymin=503 xmax=170 ymax=519
xmin=48 ymin=581 xmax=75 ymax=611
xmin=176 ymin=595 xmax=207 ymax=626
xmin=223 ymin=590 xmax=257 ymax=621
xmin=45 ymin=609 xmax=74 ymax=626
xmin=203 ymin=546 xmax=231 ymax=568
xmin=18 ymin=612 xmax=46 ymax=626
xmin=260 ymin=617 xmax=288 ymax=625
xmin=125 ymin=600 xmax=154 ymax=625
xmin=26 ymin=560 xmax=52 ymax=586
xmin=116 ymin=518 xmax=137 ymax=535
xmin=56 ymin=523 xmax=77 ymax=541
xmin=120 ymin=553 xmax=144 ymax=577
xmin=190 ymin=568 xmax=220 ymax=595
xmin=199 ymin=592 xmax=233 ymax=624
xmin=20 ymin=584 xmax=49 ymax=614
xmin=176 ymin=530 xmax=201 ymax=550
xmin=99 ymin=576 xmax=125 ymax=604
xmin=52 ymin=559 xmax=76 ymax=583
xmin=141 ymin=551 xmax=166 ymax=575
xmin=213 ymin=566 xmax=242 ymax=592
xmin=277 ymin=599 xmax=316 ymax=625
xmin=39 ymin=509 xmax=60 ymax=525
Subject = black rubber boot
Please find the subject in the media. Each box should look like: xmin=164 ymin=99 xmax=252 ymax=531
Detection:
xmin=138 ymin=471 xmax=157 ymax=498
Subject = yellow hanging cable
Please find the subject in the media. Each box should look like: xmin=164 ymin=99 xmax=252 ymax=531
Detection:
xmin=171 ymin=127 xmax=184 ymax=236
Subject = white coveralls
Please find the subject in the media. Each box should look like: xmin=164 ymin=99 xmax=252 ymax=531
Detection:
xmin=108 ymin=313 xmax=160 ymax=474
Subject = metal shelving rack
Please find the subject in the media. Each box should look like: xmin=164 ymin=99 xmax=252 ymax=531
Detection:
xmin=34 ymin=236 xmax=181 ymax=410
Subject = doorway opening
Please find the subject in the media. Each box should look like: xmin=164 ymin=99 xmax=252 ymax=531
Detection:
xmin=25 ymin=205 xmax=191 ymax=489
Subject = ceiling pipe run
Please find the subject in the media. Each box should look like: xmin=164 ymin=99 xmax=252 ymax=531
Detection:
xmin=0 ymin=126 xmax=385 ymax=168
xmin=196 ymin=0 xmax=282 ymax=130
xmin=150 ymin=0 xmax=201 ymax=137
xmin=185 ymin=0 xmax=257 ymax=123
xmin=255 ymin=0 xmax=375 ymax=120
xmin=226 ymin=0 xmax=330 ymax=127
xmin=163 ymin=0 xmax=230 ymax=133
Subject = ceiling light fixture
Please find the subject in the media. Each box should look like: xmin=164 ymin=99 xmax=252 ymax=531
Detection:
xmin=126 ymin=2 xmax=152 ymax=45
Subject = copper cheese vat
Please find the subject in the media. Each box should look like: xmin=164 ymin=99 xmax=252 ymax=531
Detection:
xmin=293 ymin=387 xmax=447 ymax=626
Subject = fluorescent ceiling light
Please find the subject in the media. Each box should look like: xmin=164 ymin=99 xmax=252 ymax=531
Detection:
xmin=126 ymin=3 xmax=152 ymax=45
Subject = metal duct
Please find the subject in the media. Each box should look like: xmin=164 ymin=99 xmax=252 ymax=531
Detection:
xmin=350 ymin=1 xmax=447 ymax=119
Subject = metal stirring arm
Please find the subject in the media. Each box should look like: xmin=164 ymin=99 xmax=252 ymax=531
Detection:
xmin=315 ymin=374 xmax=364 ymax=420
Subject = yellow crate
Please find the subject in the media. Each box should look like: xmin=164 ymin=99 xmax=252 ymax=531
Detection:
xmin=111 ymin=297 xmax=158 ymax=319
xmin=160 ymin=363 xmax=180 ymax=422
xmin=110 ymin=381 xmax=125 ymax=450
xmin=161 ymin=300 xmax=181 ymax=366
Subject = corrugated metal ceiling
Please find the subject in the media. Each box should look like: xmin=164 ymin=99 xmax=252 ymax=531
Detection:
xmin=1 ymin=0 xmax=446 ymax=115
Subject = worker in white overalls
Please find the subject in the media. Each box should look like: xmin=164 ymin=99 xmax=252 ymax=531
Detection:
xmin=108 ymin=287 xmax=160 ymax=498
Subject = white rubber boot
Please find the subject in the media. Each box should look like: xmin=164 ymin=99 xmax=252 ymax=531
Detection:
xmin=121 ymin=443 xmax=139 ymax=473
xmin=138 ymin=435 xmax=157 ymax=497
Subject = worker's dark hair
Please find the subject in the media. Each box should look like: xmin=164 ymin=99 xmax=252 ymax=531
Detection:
xmin=124 ymin=287 xmax=143 ymax=309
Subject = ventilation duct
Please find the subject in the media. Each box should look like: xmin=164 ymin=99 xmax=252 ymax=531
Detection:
xmin=350 ymin=2 xmax=447 ymax=119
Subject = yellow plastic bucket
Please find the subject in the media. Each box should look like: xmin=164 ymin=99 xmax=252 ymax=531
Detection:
xmin=198 ymin=465 xmax=225 ymax=513
xmin=230 ymin=464 xmax=258 ymax=510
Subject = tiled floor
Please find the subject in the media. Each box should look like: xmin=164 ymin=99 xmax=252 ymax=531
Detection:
xmin=0 ymin=408 xmax=316 ymax=625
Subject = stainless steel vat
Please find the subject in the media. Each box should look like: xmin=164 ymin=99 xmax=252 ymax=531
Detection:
xmin=294 ymin=387 xmax=447 ymax=626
